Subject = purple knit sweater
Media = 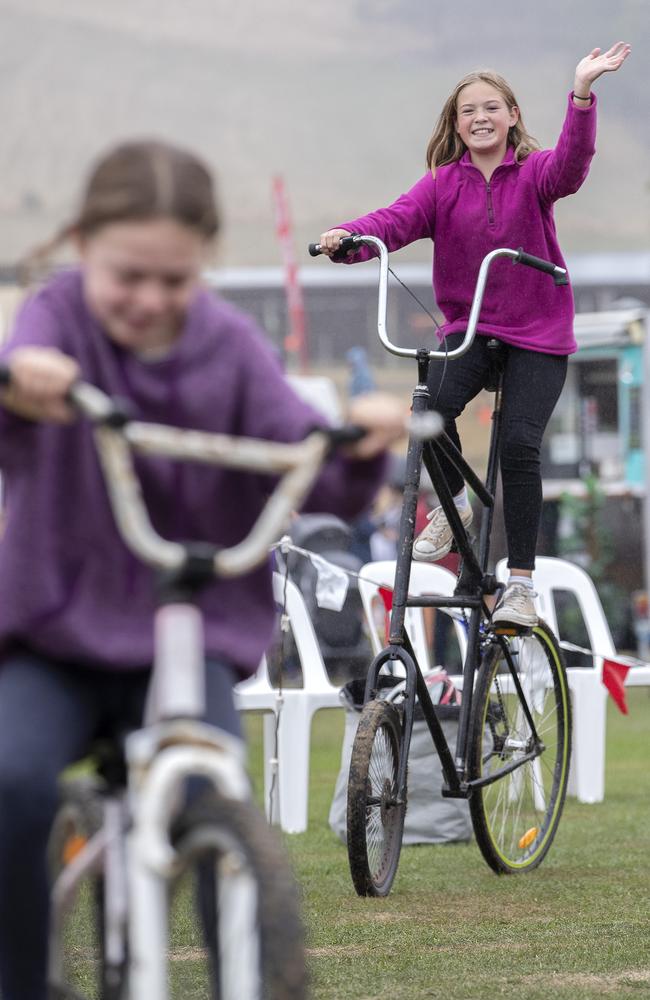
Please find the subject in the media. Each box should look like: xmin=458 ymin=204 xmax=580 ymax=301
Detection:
xmin=337 ymin=94 xmax=597 ymax=355
xmin=0 ymin=271 xmax=384 ymax=675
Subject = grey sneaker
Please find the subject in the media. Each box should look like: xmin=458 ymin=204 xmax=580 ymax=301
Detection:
xmin=490 ymin=583 xmax=538 ymax=630
xmin=412 ymin=504 xmax=473 ymax=562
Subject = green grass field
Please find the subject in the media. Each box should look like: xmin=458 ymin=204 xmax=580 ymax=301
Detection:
xmin=60 ymin=689 xmax=650 ymax=999
xmin=245 ymin=688 xmax=650 ymax=1000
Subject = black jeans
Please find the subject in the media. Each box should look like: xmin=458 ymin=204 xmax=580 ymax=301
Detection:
xmin=427 ymin=333 xmax=568 ymax=570
xmin=0 ymin=650 xmax=242 ymax=1000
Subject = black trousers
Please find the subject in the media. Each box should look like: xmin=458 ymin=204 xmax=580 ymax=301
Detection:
xmin=427 ymin=333 xmax=568 ymax=570
xmin=0 ymin=650 xmax=242 ymax=1000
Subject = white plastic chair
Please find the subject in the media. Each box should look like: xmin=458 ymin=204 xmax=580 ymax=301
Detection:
xmin=357 ymin=560 xmax=467 ymax=683
xmin=234 ymin=571 xmax=342 ymax=833
xmin=495 ymin=555 xmax=650 ymax=803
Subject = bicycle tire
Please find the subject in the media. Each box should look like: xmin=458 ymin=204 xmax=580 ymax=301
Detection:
xmin=468 ymin=619 xmax=571 ymax=874
xmin=48 ymin=776 xmax=104 ymax=880
xmin=48 ymin=778 xmax=128 ymax=1000
xmin=346 ymin=699 xmax=406 ymax=897
xmin=170 ymin=792 xmax=307 ymax=1000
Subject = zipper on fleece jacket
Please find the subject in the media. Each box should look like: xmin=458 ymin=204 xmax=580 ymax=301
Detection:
xmin=460 ymin=151 xmax=515 ymax=226
xmin=485 ymin=182 xmax=495 ymax=226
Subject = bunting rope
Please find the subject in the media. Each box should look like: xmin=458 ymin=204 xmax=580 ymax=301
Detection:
xmin=556 ymin=642 xmax=650 ymax=715
xmin=558 ymin=640 xmax=649 ymax=670
xmin=270 ymin=536 xmax=649 ymax=715
xmin=271 ymin=535 xmax=467 ymax=622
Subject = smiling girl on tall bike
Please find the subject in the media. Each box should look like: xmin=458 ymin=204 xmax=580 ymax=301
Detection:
xmin=319 ymin=41 xmax=631 ymax=631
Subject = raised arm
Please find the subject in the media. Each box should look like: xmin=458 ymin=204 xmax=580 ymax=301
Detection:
xmin=572 ymin=41 xmax=631 ymax=105
xmin=536 ymin=41 xmax=631 ymax=203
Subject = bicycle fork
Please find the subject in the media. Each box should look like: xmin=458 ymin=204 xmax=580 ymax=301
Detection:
xmin=126 ymin=724 xmax=254 ymax=1000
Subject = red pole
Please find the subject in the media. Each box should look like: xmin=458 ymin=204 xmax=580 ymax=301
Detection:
xmin=271 ymin=175 xmax=309 ymax=373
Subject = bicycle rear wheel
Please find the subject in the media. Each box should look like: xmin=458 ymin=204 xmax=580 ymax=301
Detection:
xmin=346 ymin=699 xmax=406 ymax=897
xmin=468 ymin=620 xmax=571 ymax=874
xmin=48 ymin=778 xmax=128 ymax=1000
xmin=170 ymin=793 xmax=307 ymax=1000
xmin=48 ymin=776 xmax=104 ymax=881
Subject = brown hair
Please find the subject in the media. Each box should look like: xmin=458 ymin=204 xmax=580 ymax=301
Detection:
xmin=20 ymin=139 xmax=220 ymax=282
xmin=425 ymin=71 xmax=540 ymax=171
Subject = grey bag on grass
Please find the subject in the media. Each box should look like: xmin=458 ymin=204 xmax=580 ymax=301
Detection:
xmin=328 ymin=677 xmax=472 ymax=845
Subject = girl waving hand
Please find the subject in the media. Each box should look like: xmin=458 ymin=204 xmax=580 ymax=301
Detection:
xmin=320 ymin=41 xmax=631 ymax=630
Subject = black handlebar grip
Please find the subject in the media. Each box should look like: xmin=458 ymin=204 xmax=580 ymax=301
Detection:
xmin=338 ymin=235 xmax=359 ymax=254
xmin=308 ymin=234 xmax=360 ymax=259
xmin=515 ymin=248 xmax=569 ymax=286
xmin=326 ymin=424 xmax=367 ymax=448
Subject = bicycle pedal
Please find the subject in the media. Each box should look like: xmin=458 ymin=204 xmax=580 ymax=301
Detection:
xmin=489 ymin=623 xmax=534 ymax=637
xmin=441 ymin=784 xmax=471 ymax=800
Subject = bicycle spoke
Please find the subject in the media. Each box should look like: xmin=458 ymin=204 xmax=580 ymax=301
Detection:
xmin=469 ymin=622 xmax=571 ymax=873
xmin=347 ymin=700 xmax=406 ymax=896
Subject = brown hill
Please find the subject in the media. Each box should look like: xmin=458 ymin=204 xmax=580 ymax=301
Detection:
xmin=0 ymin=0 xmax=646 ymax=267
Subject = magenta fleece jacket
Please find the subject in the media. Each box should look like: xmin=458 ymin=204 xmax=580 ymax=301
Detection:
xmin=337 ymin=93 xmax=597 ymax=355
xmin=0 ymin=272 xmax=384 ymax=676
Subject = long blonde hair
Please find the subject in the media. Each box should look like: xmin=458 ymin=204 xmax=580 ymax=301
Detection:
xmin=425 ymin=71 xmax=540 ymax=171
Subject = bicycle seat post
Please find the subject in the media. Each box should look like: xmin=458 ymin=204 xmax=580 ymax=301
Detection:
xmin=475 ymin=340 xmax=506 ymax=578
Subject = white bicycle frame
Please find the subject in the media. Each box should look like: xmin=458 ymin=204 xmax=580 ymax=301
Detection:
xmin=49 ymin=722 xmax=255 ymax=999
xmin=39 ymin=350 xmax=444 ymax=998
xmin=45 ymin=393 xmax=341 ymax=1000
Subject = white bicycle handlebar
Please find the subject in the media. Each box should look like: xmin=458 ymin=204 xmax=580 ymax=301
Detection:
xmin=69 ymin=382 xmax=332 ymax=578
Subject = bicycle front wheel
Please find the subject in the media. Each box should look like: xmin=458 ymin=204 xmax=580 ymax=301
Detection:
xmin=346 ymin=699 xmax=406 ymax=897
xmin=170 ymin=793 xmax=307 ymax=1000
xmin=468 ymin=620 xmax=571 ymax=874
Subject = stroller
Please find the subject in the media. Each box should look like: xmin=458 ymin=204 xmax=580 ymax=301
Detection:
xmin=273 ymin=513 xmax=373 ymax=685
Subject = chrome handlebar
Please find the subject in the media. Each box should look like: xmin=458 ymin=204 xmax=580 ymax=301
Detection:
xmin=310 ymin=235 xmax=568 ymax=361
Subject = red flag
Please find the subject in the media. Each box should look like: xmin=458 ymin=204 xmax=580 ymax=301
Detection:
xmin=602 ymin=659 xmax=631 ymax=715
xmin=378 ymin=586 xmax=393 ymax=611
xmin=378 ymin=586 xmax=393 ymax=643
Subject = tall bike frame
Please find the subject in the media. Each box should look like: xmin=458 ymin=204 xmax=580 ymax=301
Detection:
xmin=375 ymin=334 xmax=507 ymax=802
xmin=310 ymin=234 xmax=572 ymax=895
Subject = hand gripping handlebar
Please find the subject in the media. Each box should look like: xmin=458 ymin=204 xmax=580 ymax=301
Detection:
xmin=0 ymin=370 xmax=331 ymax=578
xmin=0 ymin=368 xmax=441 ymax=581
xmin=308 ymin=235 xmax=568 ymax=360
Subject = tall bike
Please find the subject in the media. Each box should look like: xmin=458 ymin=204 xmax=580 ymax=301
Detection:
xmin=310 ymin=235 xmax=572 ymax=896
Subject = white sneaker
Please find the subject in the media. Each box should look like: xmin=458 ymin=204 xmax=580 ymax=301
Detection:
xmin=412 ymin=504 xmax=473 ymax=563
xmin=490 ymin=583 xmax=538 ymax=630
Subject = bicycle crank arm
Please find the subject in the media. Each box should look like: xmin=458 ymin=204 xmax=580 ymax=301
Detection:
xmin=464 ymin=749 xmax=540 ymax=791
